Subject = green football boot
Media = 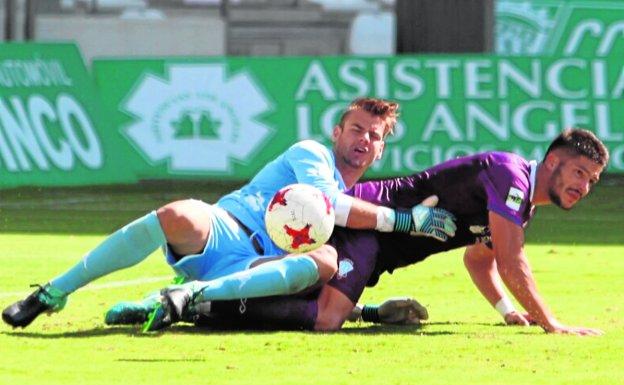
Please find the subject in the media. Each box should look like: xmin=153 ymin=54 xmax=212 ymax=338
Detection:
xmin=2 ymin=284 xmax=67 ymax=328
xmin=105 ymin=301 xmax=155 ymax=325
xmin=142 ymin=286 xmax=194 ymax=332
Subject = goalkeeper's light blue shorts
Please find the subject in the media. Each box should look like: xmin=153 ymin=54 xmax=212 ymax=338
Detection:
xmin=163 ymin=201 xmax=281 ymax=281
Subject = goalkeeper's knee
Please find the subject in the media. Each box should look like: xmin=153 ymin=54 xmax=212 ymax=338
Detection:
xmin=307 ymin=245 xmax=338 ymax=283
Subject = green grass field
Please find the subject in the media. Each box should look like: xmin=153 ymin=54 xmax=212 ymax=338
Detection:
xmin=0 ymin=179 xmax=622 ymax=385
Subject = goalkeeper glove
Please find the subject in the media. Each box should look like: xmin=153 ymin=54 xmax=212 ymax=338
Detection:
xmin=394 ymin=195 xmax=457 ymax=241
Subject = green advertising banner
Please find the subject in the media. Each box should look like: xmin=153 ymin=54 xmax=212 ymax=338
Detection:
xmin=0 ymin=43 xmax=135 ymax=188
xmin=496 ymin=0 xmax=624 ymax=57
xmin=93 ymin=55 xmax=624 ymax=179
xmin=1 ymin=43 xmax=622 ymax=189
xmin=93 ymin=60 xmax=288 ymax=181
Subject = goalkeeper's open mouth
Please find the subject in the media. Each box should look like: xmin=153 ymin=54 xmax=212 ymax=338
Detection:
xmin=353 ymin=145 xmax=368 ymax=154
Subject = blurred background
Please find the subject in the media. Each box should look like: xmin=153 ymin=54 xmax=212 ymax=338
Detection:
xmin=0 ymin=0 xmax=622 ymax=240
xmin=2 ymin=0 xmax=493 ymax=60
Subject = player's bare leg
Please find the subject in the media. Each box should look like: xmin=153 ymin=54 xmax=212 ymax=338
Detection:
xmin=156 ymin=199 xmax=212 ymax=256
xmin=104 ymin=200 xmax=212 ymax=326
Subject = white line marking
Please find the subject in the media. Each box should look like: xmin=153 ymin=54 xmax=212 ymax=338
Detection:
xmin=0 ymin=276 xmax=172 ymax=298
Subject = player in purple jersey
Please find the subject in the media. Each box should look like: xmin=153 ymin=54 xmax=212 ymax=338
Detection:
xmin=193 ymin=128 xmax=609 ymax=336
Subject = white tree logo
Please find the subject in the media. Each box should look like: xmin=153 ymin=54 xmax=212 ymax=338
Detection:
xmin=122 ymin=64 xmax=273 ymax=172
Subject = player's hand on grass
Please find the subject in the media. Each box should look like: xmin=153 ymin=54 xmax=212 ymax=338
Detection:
xmin=543 ymin=319 xmax=604 ymax=336
xmin=520 ymin=312 xmax=538 ymax=325
xmin=504 ymin=311 xmax=531 ymax=326
xmin=410 ymin=196 xmax=457 ymax=242
xmin=550 ymin=325 xmax=604 ymax=336
xmin=378 ymin=297 xmax=429 ymax=325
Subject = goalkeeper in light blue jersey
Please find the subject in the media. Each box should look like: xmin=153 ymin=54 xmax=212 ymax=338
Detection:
xmin=2 ymin=97 xmax=456 ymax=331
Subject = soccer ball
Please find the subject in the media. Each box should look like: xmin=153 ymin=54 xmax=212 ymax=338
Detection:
xmin=265 ymin=184 xmax=335 ymax=253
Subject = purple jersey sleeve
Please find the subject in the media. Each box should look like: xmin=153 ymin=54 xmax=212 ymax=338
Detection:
xmin=348 ymin=177 xmax=414 ymax=208
xmin=479 ymin=157 xmax=532 ymax=227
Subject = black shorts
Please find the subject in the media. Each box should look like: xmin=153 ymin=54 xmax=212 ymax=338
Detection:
xmin=326 ymin=227 xmax=379 ymax=303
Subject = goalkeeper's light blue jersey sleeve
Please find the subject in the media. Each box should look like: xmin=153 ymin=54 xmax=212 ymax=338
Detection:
xmin=218 ymin=140 xmax=352 ymax=234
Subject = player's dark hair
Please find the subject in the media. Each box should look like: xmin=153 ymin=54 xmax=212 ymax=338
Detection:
xmin=338 ymin=97 xmax=399 ymax=137
xmin=544 ymin=128 xmax=609 ymax=166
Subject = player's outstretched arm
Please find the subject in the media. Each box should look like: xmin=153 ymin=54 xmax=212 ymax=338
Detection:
xmin=463 ymin=244 xmax=531 ymax=326
xmin=345 ymin=195 xmax=457 ymax=241
xmin=284 ymin=144 xmax=456 ymax=240
xmin=489 ymin=211 xmax=603 ymax=336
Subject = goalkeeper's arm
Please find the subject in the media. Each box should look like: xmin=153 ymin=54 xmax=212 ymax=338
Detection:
xmin=344 ymin=195 xmax=457 ymax=242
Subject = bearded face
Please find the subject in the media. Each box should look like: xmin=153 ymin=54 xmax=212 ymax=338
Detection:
xmin=546 ymin=155 xmax=604 ymax=210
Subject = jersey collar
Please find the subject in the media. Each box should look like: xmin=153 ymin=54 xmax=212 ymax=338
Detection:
xmin=330 ymin=149 xmax=348 ymax=190
xmin=528 ymin=160 xmax=538 ymax=202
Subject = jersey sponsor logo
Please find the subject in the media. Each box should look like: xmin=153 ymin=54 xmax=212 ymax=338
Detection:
xmin=337 ymin=258 xmax=354 ymax=279
xmin=506 ymin=187 xmax=525 ymax=211
xmin=122 ymin=63 xmax=273 ymax=173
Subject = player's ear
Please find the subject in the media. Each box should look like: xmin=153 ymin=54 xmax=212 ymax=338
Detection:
xmin=331 ymin=125 xmax=342 ymax=142
xmin=375 ymin=141 xmax=385 ymax=161
xmin=544 ymin=151 xmax=561 ymax=171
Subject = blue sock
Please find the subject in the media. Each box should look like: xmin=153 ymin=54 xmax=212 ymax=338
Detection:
xmin=50 ymin=211 xmax=167 ymax=294
xmin=191 ymin=255 xmax=319 ymax=301
xmin=138 ymin=290 xmax=162 ymax=308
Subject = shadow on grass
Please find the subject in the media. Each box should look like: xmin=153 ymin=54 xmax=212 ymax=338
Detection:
xmin=116 ymin=358 xmax=207 ymax=363
xmin=1 ymin=320 xmax=498 ymax=338
xmin=187 ymin=323 xmax=448 ymax=336
xmin=1 ymin=326 xmax=148 ymax=339
xmin=337 ymin=326 xmax=456 ymax=336
xmin=0 ymin=324 xmax=284 ymax=339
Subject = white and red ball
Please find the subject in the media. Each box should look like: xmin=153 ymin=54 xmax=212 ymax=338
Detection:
xmin=265 ymin=184 xmax=335 ymax=253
